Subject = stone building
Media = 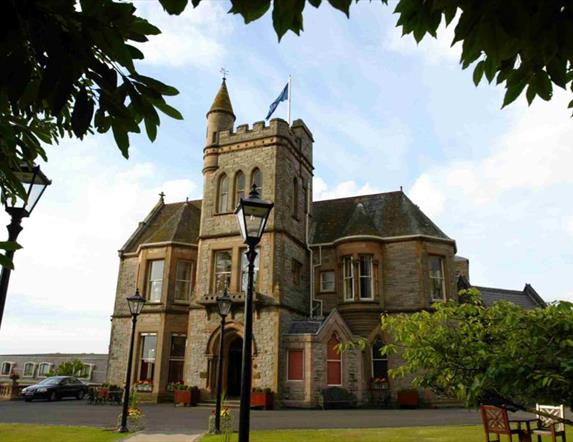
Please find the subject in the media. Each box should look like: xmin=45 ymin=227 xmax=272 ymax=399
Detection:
xmin=106 ymin=80 xmax=545 ymax=406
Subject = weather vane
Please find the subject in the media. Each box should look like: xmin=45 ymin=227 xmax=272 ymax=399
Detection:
xmin=220 ymin=67 xmax=229 ymax=80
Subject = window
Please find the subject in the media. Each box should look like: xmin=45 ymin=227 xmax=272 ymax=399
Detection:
xmin=174 ymin=261 xmax=193 ymax=302
xmin=23 ymin=362 xmax=35 ymax=378
xmin=292 ymin=177 xmax=299 ymax=219
xmin=146 ymin=260 xmax=164 ymax=302
xmin=139 ymin=334 xmax=157 ymax=382
xmin=342 ymin=256 xmax=354 ymax=301
xmin=240 ymin=248 xmax=260 ymax=292
xmin=320 ymin=271 xmax=335 ymax=292
xmin=429 ymin=255 xmax=446 ymax=301
xmin=1 ymin=362 xmax=13 ymax=376
xmin=287 ymin=349 xmax=304 ymax=381
xmin=218 ymin=174 xmax=229 ymax=213
xmin=251 ymin=168 xmax=262 ymax=196
xmin=168 ymin=334 xmax=186 ymax=384
xmin=77 ymin=364 xmax=93 ymax=380
xmin=234 ymin=171 xmax=245 ymax=207
xmin=327 ymin=335 xmax=342 ymax=385
xmin=371 ymin=339 xmax=388 ymax=380
xmin=38 ymin=363 xmax=51 ymax=377
xmin=303 ymin=181 xmax=308 ymax=215
xmin=292 ymin=259 xmax=302 ymax=286
xmin=214 ymin=250 xmax=232 ymax=292
xmin=358 ymin=255 xmax=374 ymax=300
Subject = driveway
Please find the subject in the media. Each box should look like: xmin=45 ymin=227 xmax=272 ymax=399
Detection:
xmin=0 ymin=399 xmax=531 ymax=435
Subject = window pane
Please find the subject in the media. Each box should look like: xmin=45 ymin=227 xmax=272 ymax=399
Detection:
xmin=150 ymin=260 xmax=164 ymax=279
xmin=170 ymin=336 xmax=186 ymax=358
xmin=360 ymin=256 xmax=372 ymax=277
xmin=149 ymin=281 xmax=162 ymax=302
xmin=214 ymin=251 xmax=232 ymax=291
xmin=360 ymin=277 xmax=371 ymax=299
xmin=327 ymin=336 xmax=340 ymax=360
xmin=287 ymin=350 xmax=304 ymax=381
xmin=235 ymin=172 xmax=245 ymax=205
xmin=175 ymin=261 xmax=192 ymax=301
xmin=241 ymin=249 xmax=259 ymax=292
xmin=251 ymin=169 xmax=262 ymax=196
xmin=147 ymin=260 xmax=164 ymax=302
xmin=140 ymin=334 xmax=157 ymax=382
xmin=24 ymin=363 xmax=34 ymax=377
xmin=218 ymin=175 xmax=229 ymax=213
xmin=320 ymin=271 xmax=335 ymax=292
xmin=429 ymin=256 xmax=445 ymax=300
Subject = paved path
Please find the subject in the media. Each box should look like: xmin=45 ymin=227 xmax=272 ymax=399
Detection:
xmin=0 ymin=399 xmax=536 ymax=435
xmin=126 ymin=433 xmax=201 ymax=441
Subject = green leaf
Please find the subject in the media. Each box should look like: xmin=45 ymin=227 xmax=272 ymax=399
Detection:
xmin=501 ymin=81 xmax=526 ymax=109
xmin=158 ymin=0 xmax=188 ymax=15
xmin=309 ymin=0 xmax=322 ymax=7
xmin=568 ymin=99 xmax=573 ymax=109
xmin=328 ymin=0 xmax=352 ymax=17
xmin=473 ymin=60 xmax=485 ymax=86
xmin=229 ymin=0 xmax=271 ymax=24
xmin=272 ymin=0 xmax=305 ymax=40
xmin=131 ymin=74 xmax=179 ymax=96
xmin=0 ymin=241 xmax=22 ymax=251
xmin=526 ymin=84 xmax=536 ymax=105
xmin=546 ymin=57 xmax=567 ymax=89
xmin=153 ymin=100 xmax=184 ymax=120
xmin=112 ymin=123 xmax=130 ymax=158
xmin=71 ymin=89 xmax=94 ymax=138
xmin=534 ymin=71 xmax=552 ymax=101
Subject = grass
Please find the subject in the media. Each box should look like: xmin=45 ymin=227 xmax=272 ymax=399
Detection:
xmin=0 ymin=423 xmax=126 ymax=442
xmin=200 ymin=425 xmax=573 ymax=442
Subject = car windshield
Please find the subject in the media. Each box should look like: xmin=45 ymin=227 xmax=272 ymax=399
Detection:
xmin=38 ymin=378 xmax=61 ymax=385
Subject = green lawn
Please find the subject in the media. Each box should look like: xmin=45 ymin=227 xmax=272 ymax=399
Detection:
xmin=200 ymin=425 xmax=573 ymax=442
xmin=0 ymin=424 xmax=126 ymax=442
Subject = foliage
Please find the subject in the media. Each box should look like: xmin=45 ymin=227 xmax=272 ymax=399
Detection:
xmin=191 ymin=0 xmax=573 ymax=116
xmin=381 ymin=288 xmax=573 ymax=416
xmin=47 ymin=359 xmax=86 ymax=377
xmin=0 ymin=0 xmax=183 ymax=206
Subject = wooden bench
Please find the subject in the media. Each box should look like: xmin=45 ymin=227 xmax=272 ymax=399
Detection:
xmin=319 ymin=387 xmax=357 ymax=410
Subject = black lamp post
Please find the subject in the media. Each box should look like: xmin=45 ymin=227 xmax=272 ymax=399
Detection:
xmin=0 ymin=164 xmax=51 ymax=330
xmin=214 ymin=287 xmax=232 ymax=434
xmin=234 ymin=184 xmax=273 ymax=442
xmin=118 ymin=289 xmax=145 ymax=433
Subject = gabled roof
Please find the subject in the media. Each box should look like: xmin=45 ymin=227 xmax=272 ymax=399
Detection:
xmin=310 ymin=191 xmax=451 ymax=244
xmin=121 ymin=200 xmax=201 ymax=254
xmin=458 ymin=276 xmax=546 ymax=309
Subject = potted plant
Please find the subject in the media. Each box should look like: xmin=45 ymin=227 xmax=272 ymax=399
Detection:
xmin=251 ymin=387 xmax=274 ymax=410
xmin=134 ymin=380 xmax=153 ymax=393
xmin=172 ymin=383 xmax=191 ymax=406
xmin=397 ymin=389 xmax=419 ymax=408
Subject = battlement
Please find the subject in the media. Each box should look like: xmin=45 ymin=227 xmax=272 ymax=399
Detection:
xmin=218 ymin=118 xmax=297 ymax=144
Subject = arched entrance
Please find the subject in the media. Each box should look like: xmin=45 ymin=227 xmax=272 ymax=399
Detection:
xmin=226 ymin=336 xmax=243 ymax=397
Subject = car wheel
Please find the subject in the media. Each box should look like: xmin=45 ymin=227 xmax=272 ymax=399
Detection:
xmin=77 ymin=390 xmax=85 ymax=400
xmin=49 ymin=391 xmax=57 ymax=401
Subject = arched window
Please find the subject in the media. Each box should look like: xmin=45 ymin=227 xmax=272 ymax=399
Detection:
xmin=326 ymin=334 xmax=342 ymax=385
xmin=1 ymin=361 xmax=13 ymax=376
xmin=251 ymin=168 xmax=262 ymax=196
xmin=234 ymin=171 xmax=245 ymax=207
xmin=371 ymin=338 xmax=388 ymax=380
xmin=293 ymin=177 xmax=299 ymax=219
xmin=218 ymin=174 xmax=229 ymax=213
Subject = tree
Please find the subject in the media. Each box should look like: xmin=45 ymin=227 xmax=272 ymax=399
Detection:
xmin=47 ymin=358 xmax=87 ymax=377
xmin=380 ymin=288 xmax=573 ymax=420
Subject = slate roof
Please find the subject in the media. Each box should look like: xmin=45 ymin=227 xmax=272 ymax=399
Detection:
xmin=288 ymin=320 xmax=323 ymax=335
xmin=473 ymin=284 xmax=546 ymax=309
xmin=121 ymin=200 xmax=202 ymax=254
xmin=208 ymin=80 xmax=234 ymax=117
xmin=310 ymin=191 xmax=451 ymax=244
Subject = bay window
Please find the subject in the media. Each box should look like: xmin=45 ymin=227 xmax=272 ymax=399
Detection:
xmin=139 ymin=333 xmax=157 ymax=382
xmin=174 ymin=260 xmax=193 ymax=302
xmin=358 ymin=255 xmax=374 ymax=300
xmin=167 ymin=334 xmax=186 ymax=384
xmin=429 ymin=255 xmax=446 ymax=301
xmin=342 ymin=256 xmax=354 ymax=301
xmin=214 ymin=250 xmax=232 ymax=292
xmin=146 ymin=259 xmax=164 ymax=302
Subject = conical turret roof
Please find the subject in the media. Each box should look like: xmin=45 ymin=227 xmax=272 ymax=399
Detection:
xmin=207 ymin=79 xmax=235 ymax=117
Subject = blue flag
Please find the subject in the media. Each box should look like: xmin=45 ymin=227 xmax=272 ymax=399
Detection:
xmin=265 ymin=83 xmax=289 ymax=120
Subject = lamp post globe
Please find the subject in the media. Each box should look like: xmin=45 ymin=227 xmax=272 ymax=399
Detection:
xmin=214 ymin=287 xmax=232 ymax=433
xmin=0 ymin=163 xmax=51 ymax=330
xmin=119 ymin=289 xmax=145 ymax=433
xmin=234 ymin=184 xmax=273 ymax=442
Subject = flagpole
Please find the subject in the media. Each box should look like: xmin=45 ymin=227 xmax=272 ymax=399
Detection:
xmin=287 ymin=75 xmax=292 ymax=126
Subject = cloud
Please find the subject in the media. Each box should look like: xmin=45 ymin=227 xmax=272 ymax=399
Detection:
xmin=409 ymin=92 xmax=573 ymax=302
xmin=313 ymin=177 xmax=381 ymax=201
xmin=385 ymin=15 xmax=461 ymax=64
xmin=0 ymin=136 xmax=200 ymax=353
xmin=133 ymin=2 xmax=232 ymax=68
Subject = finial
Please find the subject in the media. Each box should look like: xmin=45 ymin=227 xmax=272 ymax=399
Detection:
xmin=220 ymin=67 xmax=229 ymax=81
xmin=400 ymin=186 xmax=403 ymax=192
xmin=185 ymin=196 xmax=189 ymax=205
xmin=248 ymin=183 xmax=260 ymax=199
xmin=159 ymin=191 xmax=165 ymax=203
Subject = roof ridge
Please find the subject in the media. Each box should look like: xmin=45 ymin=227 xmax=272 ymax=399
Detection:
xmin=313 ymin=190 xmax=402 ymax=205
xmin=473 ymin=285 xmax=525 ymax=294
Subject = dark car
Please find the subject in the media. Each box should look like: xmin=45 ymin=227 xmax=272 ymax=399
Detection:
xmin=21 ymin=376 xmax=88 ymax=402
